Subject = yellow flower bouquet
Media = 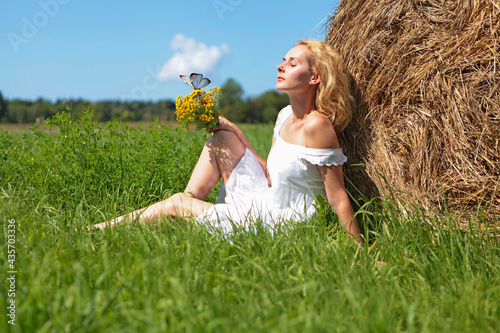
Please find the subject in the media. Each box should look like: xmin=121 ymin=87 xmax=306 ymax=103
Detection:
xmin=175 ymin=73 xmax=222 ymax=131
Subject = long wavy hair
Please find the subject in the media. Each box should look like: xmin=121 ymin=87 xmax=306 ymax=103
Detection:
xmin=296 ymin=39 xmax=352 ymax=131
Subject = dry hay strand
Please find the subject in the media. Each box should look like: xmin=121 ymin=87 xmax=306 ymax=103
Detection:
xmin=325 ymin=0 xmax=500 ymax=222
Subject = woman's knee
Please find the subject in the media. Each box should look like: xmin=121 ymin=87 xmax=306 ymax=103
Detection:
xmin=207 ymin=130 xmax=245 ymax=177
xmin=208 ymin=130 xmax=238 ymax=147
xmin=167 ymin=192 xmax=212 ymax=218
xmin=208 ymin=130 xmax=245 ymax=158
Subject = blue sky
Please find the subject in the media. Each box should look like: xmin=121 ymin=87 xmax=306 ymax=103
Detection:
xmin=1 ymin=0 xmax=339 ymax=102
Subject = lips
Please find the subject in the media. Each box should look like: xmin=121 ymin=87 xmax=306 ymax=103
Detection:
xmin=277 ymin=76 xmax=284 ymax=81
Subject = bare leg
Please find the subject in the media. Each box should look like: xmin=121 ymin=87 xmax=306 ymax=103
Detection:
xmin=92 ymin=192 xmax=214 ymax=229
xmin=92 ymin=130 xmax=246 ymax=229
xmin=185 ymin=129 xmax=246 ymax=199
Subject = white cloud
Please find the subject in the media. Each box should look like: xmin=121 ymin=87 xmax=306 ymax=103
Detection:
xmin=158 ymin=34 xmax=231 ymax=81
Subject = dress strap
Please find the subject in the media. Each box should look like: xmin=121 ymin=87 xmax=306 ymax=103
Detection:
xmin=273 ymin=106 xmax=292 ymax=138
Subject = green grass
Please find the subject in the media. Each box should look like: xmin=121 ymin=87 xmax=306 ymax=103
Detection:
xmin=0 ymin=112 xmax=499 ymax=332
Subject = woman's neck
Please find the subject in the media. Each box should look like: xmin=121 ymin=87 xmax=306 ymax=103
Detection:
xmin=288 ymin=90 xmax=316 ymax=121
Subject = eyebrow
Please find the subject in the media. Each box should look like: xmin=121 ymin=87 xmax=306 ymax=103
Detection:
xmin=282 ymin=56 xmax=301 ymax=62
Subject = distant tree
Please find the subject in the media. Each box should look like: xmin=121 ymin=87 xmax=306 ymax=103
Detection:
xmin=92 ymin=100 xmax=113 ymax=122
xmin=0 ymin=84 xmax=289 ymax=124
xmin=7 ymin=99 xmax=31 ymax=123
xmin=244 ymin=90 xmax=289 ymax=123
xmin=0 ymin=91 xmax=7 ymax=121
xmin=160 ymin=100 xmax=176 ymax=121
xmin=219 ymin=78 xmax=246 ymax=122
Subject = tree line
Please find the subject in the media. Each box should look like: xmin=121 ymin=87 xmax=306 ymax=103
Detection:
xmin=0 ymin=78 xmax=289 ymax=124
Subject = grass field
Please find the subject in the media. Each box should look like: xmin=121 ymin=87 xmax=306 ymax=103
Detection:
xmin=1 ymin=113 xmax=499 ymax=332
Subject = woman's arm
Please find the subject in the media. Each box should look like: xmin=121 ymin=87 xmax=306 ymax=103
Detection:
xmin=209 ymin=116 xmax=271 ymax=186
xmin=320 ymin=164 xmax=363 ymax=244
xmin=304 ymin=112 xmax=363 ymax=243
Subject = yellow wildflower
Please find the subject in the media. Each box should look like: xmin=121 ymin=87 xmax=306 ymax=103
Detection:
xmin=175 ymin=87 xmax=222 ymax=131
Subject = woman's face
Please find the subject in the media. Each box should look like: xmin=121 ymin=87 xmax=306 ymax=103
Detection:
xmin=275 ymin=45 xmax=317 ymax=93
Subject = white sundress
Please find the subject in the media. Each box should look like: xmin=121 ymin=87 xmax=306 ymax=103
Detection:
xmin=195 ymin=105 xmax=347 ymax=234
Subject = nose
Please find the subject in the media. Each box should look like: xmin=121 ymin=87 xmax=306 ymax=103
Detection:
xmin=276 ymin=63 xmax=284 ymax=72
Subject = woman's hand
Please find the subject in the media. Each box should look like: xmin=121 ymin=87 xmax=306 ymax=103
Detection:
xmin=207 ymin=116 xmax=233 ymax=134
xmin=256 ymin=154 xmax=272 ymax=187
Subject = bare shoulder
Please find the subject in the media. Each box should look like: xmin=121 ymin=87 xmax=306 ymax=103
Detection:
xmin=303 ymin=111 xmax=341 ymax=149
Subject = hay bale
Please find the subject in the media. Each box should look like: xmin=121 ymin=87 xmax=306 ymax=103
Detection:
xmin=325 ymin=0 xmax=500 ymax=220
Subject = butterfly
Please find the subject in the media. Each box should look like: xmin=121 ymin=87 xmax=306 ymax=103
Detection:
xmin=180 ymin=73 xmax=211 ymax=90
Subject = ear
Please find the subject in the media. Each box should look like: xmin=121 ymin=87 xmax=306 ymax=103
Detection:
xmin=310 ymin=72 xmax=321 ymax=85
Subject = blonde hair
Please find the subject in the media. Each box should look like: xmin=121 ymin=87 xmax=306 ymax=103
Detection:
xmin=295 ymin=39 xmax=352 ymax=131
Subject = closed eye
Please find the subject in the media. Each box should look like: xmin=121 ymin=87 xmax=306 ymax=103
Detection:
xmin=282 ymin=56 xmax=300 ymax=67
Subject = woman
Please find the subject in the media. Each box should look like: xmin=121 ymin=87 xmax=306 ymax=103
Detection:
xmin=93 ymin=39 xmax=362 ymax=243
